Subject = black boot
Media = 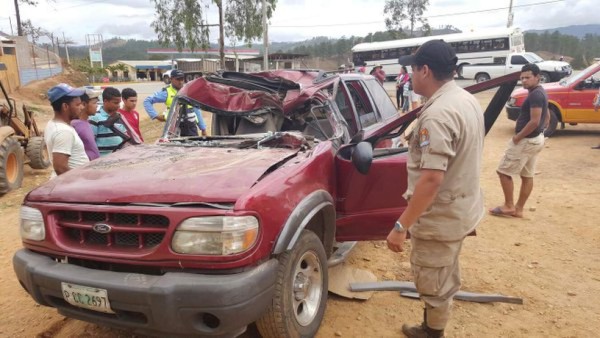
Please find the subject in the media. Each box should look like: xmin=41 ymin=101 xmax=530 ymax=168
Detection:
xmin=401 ymin=308 xmax=445 ymax=338
xmin=401 ymin=323 xmax=445 ymax=338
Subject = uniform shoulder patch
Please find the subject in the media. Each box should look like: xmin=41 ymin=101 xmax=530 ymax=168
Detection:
xmin=419 ymin=128 xmax=430 ymax=147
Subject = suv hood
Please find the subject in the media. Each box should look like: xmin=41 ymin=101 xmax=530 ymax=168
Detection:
xmin=28 ymin=145 xmax=299 ymax=204
xmin=539 ymin=60 xmax=570 ymax=67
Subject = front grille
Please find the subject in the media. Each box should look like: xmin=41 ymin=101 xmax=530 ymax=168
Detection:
xmin=57 ymin=210 xmax=169 ymax=249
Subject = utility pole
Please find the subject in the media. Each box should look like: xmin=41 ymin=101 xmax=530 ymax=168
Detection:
xmin=8 ymin=16 xmax=14 ymax=36
xmin=218 ymin=0 xmax=225 ymax=70
xmin=262 ymin=0 xmax=269 ymax=71
xmin=13 ymin=0 xmax=23 ymax=36
xmin=63 ymin=32 xmax=70 ymax=64
xmin=507 ymin=0 xmax=514 ymax=28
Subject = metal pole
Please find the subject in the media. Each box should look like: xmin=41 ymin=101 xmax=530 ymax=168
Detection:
xmin=46 ymin=45 xmax=53 ymax=76
xmin=218 ymin=0 xmax=225 ymax=70
xmin=262 ymin=0 xmax=268 ymax=71
xmin=14 ymin=0 xmax=23 ymax=36
xmin=507 ymin=0 xmax=514 ymax=28
xmin=8 ymin=16 xmax=14 ymax=36
xmin=32 ymin=44 xmax=38 ymax=80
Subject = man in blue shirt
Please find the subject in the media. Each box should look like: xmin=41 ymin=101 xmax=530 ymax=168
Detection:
xmin=90 ymin=87 xmax=138 ymax=156
xmin=143 ymin=70 xmax=207 ymax=136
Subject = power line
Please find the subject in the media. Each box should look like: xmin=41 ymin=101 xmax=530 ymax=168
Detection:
xmin=271 ymin=0 xmax=566 ymax=28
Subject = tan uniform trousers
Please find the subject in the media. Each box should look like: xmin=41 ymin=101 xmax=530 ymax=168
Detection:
xmin=410 ymin=236 xmax=464 ymax=330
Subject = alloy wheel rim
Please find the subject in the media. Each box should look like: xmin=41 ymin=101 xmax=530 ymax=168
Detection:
xmin=292 ymin=250 xmax=323 ymax=326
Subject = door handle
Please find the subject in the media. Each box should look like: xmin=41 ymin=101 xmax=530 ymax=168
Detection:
xmin=568 ymin=103 xmax=582 ymax=106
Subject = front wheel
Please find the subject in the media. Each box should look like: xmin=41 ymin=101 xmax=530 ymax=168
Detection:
xmin=163 ymin=76 xmax=170 ymax=84
xmin=475 ymin=73 xmax=490 ymax=83
xmin=539 ymin=72 xmax=551 ymax=83
xmin=256 ymin=230 xmax=328 ymax=338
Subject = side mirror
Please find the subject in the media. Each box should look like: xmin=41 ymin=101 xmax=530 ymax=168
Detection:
xmin=351 ymin=141 xmax=373 ymax=175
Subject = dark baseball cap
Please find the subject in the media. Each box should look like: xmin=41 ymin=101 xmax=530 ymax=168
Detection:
xmin=47 ymin=83 xmax=85 ymax=104
xmin=171 ymin=69 xmax=185 ymax=79
xmin=398 ymin=39 xmax=458 ymax=73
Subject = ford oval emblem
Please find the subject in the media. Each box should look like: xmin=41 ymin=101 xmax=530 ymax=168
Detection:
xmin=92 ymin=223 xmax=112 ymax=234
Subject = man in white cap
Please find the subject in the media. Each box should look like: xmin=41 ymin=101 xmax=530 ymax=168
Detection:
xmin=373 ymin=64 xmax=386 ymax=84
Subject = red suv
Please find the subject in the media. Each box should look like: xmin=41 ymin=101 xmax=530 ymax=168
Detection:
xmin=13 ymin=70 xmax=517 ymax=338
xmin=506 ymin=62 xmax=600 ymax=136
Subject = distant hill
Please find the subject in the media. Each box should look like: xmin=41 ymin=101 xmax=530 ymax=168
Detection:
xmin=526 ymin=24 xmax=600 ymax=38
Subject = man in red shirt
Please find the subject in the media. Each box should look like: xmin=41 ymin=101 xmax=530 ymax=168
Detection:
xmin=118 ymin=88 xmax=144 ymax=142
xmin=373 ymin=64 xmax=386 ymax=84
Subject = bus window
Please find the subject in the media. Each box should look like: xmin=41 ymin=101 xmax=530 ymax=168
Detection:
xmin=346 ymin=81 xmax=379 ymax=129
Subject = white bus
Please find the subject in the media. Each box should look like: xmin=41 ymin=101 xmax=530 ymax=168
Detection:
xmin=351 ymin=27 xmax=525 ymax=79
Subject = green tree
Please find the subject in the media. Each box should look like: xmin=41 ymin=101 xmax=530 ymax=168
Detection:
xmin=224 ymin=0 xmax=276 ymax=46
xmin=21 ymin=19 xmax=48 ymax=44
xmin=151 ymin=0 xmax=277 ymax=68
xmin=384 ymin=0 xmax=430 ymax=37
xmin=151 ymin=0 xmax=210 ymax=52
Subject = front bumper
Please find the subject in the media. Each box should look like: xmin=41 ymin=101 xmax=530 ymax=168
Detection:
xmin=548 ymin=70 xmax=571 ymax=82
xmin=505 ymin=104 xmax=521 ymax=121
xmin=13 ymin=249 xmax=278 ymax=337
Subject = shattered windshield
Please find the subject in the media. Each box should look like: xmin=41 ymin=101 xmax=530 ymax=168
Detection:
xmin=160 ymin=86 xmax=348 ymax=149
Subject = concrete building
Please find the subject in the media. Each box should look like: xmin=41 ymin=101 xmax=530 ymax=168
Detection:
xmin=106 ymin=60 xmax=173 ymax=81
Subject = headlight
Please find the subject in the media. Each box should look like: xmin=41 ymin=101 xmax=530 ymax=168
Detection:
xmin=20 ymin=206 xmax=45 ymax=241
xmin=171 ymin=216 xmax=259 ymax=255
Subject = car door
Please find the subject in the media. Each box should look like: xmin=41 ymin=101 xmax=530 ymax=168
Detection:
xmin=333 ymin=72 xmax=520 ymax=242
xmin=334 ymin=79 xmax=410 ymax=241
xmin=565 ymin=68 xmax=600 ymax=122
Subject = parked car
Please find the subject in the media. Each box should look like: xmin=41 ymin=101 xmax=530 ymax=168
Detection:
xmin=13 ymin=70 xmax=518 ymax=338
xmin=506 ymin=61 xmax=600 ymax=136
xmin=463 ymin=52 xmax=572 ymax=83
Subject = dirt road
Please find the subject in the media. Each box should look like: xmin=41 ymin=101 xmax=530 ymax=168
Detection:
xmin=1 ymin=89 xmax=599 ymax=337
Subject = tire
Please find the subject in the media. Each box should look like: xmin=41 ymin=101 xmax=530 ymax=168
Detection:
xmin=475 ymin=73 xmax=490 ymax=83
xmin=457 ymin=64 xmax=465 ymax=79
xmin=0 ymin=137 xmax=24 ymax=195
xmin=539 ymin=72 xmax=550 ymax=83
xmin=256 ymin=230 xmax=328 ymax=338
xmin=26 ymin=136 xmax=50 ymax=169
xmin=163 ymin=76 xmax=170 ymax=84
xmin=544 ymin=106 xmax=560 ymax=137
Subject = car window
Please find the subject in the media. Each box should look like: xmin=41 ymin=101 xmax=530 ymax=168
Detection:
xmin=334 ymin=85 xmax=358 ymax=136
xmin=345 ymin=80 xmax=379 ymax=129
xmin=582 ymin=69 xmax=600 ymax=90
xmin=363 ymin=79 xmax=398 ymax=121
xmin=511 ymin=55 xmax=528 ymax=65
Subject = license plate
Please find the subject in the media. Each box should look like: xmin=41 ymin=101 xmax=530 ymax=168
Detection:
xmin=61 ymin=282 xmax=114 ymax=314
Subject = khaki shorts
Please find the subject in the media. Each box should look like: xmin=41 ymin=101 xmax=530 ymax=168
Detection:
xmin=497 ymin=134 xmax=545 ymax=178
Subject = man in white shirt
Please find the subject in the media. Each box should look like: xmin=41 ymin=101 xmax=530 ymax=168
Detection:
xmin=45 ymin=83 xmax=89 ymax=176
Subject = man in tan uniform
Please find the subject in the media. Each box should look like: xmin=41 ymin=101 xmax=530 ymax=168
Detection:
xmin=388 ymin=40 xmax=485 ymax=338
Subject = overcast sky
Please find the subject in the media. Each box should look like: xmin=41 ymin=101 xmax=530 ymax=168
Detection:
xmin=0 ymin=0 xmax=595 ymax=46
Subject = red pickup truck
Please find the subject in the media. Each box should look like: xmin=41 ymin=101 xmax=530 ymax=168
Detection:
xmin=13 ymin=70 xmax=517 ymax=338
xmin=505 ymin=62 xmax=600 ymax=136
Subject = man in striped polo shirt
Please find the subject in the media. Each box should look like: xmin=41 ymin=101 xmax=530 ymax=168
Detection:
xmin=90 ymin=87 xmax=139 ymax=156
